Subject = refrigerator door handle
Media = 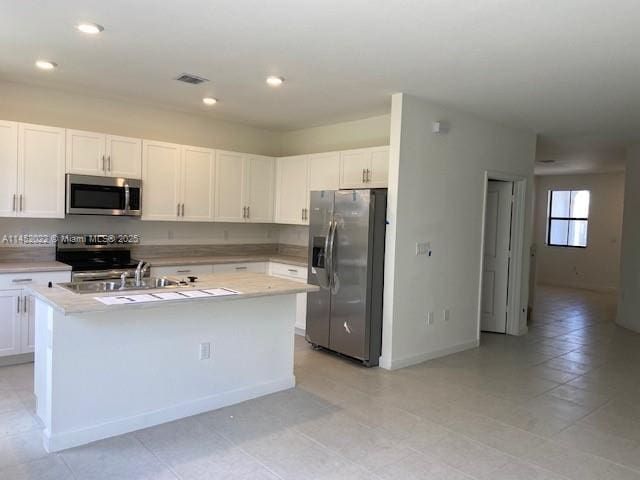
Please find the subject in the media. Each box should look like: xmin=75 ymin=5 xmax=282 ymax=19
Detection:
xmin=327 ymin=218 xmax=338 ymax=291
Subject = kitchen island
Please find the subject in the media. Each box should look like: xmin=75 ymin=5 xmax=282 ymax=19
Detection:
xmin=28 ymin=272 xmax=317 ymax=452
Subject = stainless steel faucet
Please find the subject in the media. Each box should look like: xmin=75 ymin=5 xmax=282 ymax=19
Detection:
xmin=119 ymin=271 xmax=129 ymax=290
xmin=134 ymin=260 xmax=150 ymax=286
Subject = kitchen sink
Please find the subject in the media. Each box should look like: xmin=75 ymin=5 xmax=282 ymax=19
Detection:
xmin=59 ymin=277 xmax=181 ymax=294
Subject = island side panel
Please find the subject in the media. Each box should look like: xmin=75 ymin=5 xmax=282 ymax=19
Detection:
xmin=45 ymin=294 xmax=297 ymax=452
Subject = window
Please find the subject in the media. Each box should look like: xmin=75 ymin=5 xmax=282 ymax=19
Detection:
xmin=547 ymin=190 xmax=590 ymax=247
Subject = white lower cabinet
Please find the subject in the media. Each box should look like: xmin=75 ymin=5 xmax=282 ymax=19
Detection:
xmin=0 ymin=270 xmax=71 ymax=357
xmin=213 ymin=262 xmax=267 ymax=274
xmin=150 ymin=264 xmax=213 ymax=278
xmin=268 ymin=262 xmax=308 ymax=334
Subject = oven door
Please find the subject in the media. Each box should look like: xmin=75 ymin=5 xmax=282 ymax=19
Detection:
xmin=66 ymin=174 xmax=142 ymax=216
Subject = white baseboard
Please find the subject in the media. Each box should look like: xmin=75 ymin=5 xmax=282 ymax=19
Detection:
xmin=381 ymin=339 xmax=480 ymax=371
xmin=0 ymin=353 xmax=33 ymax=367
xmin=294 ymin=326 xmax=306 ymax=336
xmin=43 ymin=375 xmax=295 ymax=453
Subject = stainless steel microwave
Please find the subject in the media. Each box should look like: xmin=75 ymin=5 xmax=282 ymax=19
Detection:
xmin=66 ymin=174 xmax=142 ymax=216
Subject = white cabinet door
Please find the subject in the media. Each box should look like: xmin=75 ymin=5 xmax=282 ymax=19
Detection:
xmin=215 ymin=151 xmax=245 ymax=222
xmin=0 ymin=121 xmax=18 ymax=217
xmin=106 ymin=135 xmax=142 ymax=179
xmin=0 ymin=290 xmax=21 ymax=357
xmin=308 ymin=152 xmax=340 ymax=191
xmin=66 ymin=129 xmax=105 ymax=175
xmin=18 ymin=123 xmax=65 ymax=218
xmin=339 ymin=149 xmax=370 ymax=188
xmin=213 ymin=262 xmax=267 ymax=273
xmin=369 ymin=147 xmax=389 ymax=187
xmin=181 ymin=146 xmax=214 ymax=222
xmin=142 ymin=140 xmax=181 ymax=221
xmin=245 ymin=155 xmax=274 ymax=223
xmin=21 ymin=294 xmax=35 ymax=354
xmin=275 ymin=155 xmax=309 ymax=225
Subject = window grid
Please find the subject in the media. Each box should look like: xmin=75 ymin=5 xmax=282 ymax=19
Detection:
xmin=547 ymin=190 xmax=589 ymax=248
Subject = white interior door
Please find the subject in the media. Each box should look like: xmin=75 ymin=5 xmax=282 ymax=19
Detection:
xmin=481 ymin=180 xmax=513 ymax=333
xmin=181 ymin=145 xmax=214 ymax=222
xmin=0 ymin=121 xmax=18 ymax=217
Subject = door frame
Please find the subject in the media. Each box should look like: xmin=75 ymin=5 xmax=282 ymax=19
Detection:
xmin=477 ymin=170 xmax=528 ymax=337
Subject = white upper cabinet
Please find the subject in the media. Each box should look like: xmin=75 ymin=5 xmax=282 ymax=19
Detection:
xmin=215 ymin=151 xmax=275 ymax=223
xmin=66 ymin=129 xmax=104 ymax=176
xmin=181 ymin=145 xmax=215 ymax=222
xmin=0 ymin=121 xmax=18 ymax=217
xmin=308 ymin=151 xmax=340 ymax=191
xmin=17 ymin=123 xmax=65 ymax=218
xmin=339 ymin=146 xmax=389 ymax=189
xmin=215 ymin=151 xmax=245 ymax=223
xmin=275 ymin=155 xmax=309 ymax=225
xmin=141 ymin=140 xmax=181 ymax=221
xmin=245 ymin=155 xmax=275 ymax=223
xmin=106 ymin=135 xmax=142 ymax=178
xmin=66 ymin=129 xmax=141 ymax=178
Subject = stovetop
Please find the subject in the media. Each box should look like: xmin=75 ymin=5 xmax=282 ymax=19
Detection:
xmin=56 ymin=247 xmax=139 ymax=272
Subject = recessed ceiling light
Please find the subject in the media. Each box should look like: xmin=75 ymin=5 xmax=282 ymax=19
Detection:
xmin=76 ymin=23 xmax=104 ymax=34
xmin=266 ymin=75 xmax=284 ymax=87
xmin=202 ymin=97 xmax=218 ymax=105
xmin=35 ymin=60 xmax=57 ymax=70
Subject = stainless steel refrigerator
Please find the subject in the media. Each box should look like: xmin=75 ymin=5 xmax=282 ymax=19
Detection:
xmin=306 ymin=189 xmax=387 ymax=366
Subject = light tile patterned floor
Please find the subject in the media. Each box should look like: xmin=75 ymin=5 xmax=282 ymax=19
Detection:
xmin=1 ymin=286 xmax=640 ymax=479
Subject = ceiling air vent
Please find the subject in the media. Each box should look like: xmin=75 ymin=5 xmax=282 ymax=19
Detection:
xmin=174 ymin=73 xmax=209 ymax=85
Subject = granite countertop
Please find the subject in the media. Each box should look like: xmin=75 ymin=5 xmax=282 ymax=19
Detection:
xmin=141 ymin=254 xmax=307 ymax=268
xmin=29 ymin=272 xmax=318 ymax=315
xmin=0 ymin=261 xmax=72 ymax=274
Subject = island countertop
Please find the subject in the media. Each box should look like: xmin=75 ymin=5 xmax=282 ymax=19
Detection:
xmin=29 ymin=272 xmax=318 ymax=315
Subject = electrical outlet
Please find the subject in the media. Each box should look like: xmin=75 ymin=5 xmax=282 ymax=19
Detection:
xmin=427 ymin=312 xmax=434 ymax=325
xmin=199 ymin=342 xmax=211 ymax=360
xmin=416 ymin=242 xmax=431 ymax=256
xmin=443 ymin=308 xmax=450 ymax=322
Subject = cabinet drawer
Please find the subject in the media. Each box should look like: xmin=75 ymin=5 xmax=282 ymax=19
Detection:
xmin=150 ymin=264 xmax=213 ymax=277
xmin=213 ymin=262 xmax=266 ymax=274
xmin=269 ymin=262 xmax=307 ymax=281
xmin=0 ymin=271 xmax=71 ymax=290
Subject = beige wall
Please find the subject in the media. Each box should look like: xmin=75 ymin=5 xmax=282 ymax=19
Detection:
xmin=381 ymin=93 xmax=536 ymax=370
xmin=0 ymin=80 xmax=281 ymax=155
xmin=534 ymin=173 xmax=624 ymax=292
xmin=618 ymin=146 xmax=640 ymax=332
xmin=279 ymin=114 xmax=390 ymax=155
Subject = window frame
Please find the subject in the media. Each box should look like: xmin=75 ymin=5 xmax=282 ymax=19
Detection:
xmin=547 ymin=190 xmax=590 ymax=249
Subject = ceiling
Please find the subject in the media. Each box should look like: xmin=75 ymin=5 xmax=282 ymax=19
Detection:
xmin=1 ymin=0 xmax=639 ymax=171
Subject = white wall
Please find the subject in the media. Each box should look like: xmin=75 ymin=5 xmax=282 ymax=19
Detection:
xmin=381 ymin=93 xmax=536 ymax=370
xmin=0 ymin=80 xmax=280 ymax=155
xmin=617 ymin=145 xmax=640 ymax=332
xmin=534 ymin=173 xmax=624 ymax=292
xmin=279 ymin=114 xmax=390 ymax=155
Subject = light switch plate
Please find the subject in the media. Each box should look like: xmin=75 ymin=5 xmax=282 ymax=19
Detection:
xmin=416 ymin=242 xmax=430 ymax=256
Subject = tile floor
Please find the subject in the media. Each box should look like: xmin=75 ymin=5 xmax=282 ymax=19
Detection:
xmin=1 ymin=286 xmax=640 ymax=479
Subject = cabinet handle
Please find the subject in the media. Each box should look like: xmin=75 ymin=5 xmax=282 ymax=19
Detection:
xmin=12 ymin=194 xmax=16 ymax=212
xmin=23 ymin=296 xmax=27 ymax=314
xmin=366 ymin=169 xmax=371 ymax=182
xmin=181 ymin=203 xmax=185 ymax=217
xmin=247 ymin=206 xmax=250 ymax=219
xmin=177 ymin=204 xmax=180 ymax=217
xmin=102 ymin=155 xmax=106 ymax=172
xmin=19 ymin=194 xmax=23 ymax=212
xmin=12 ymin=278 xmax=33 ymax=283
xmin=362 ymin=169 xmax=366 ymax=183
xmin=288 ymin=269 xmax=298 ymax=273
xmin=235 ymin=266 xmax=248 ymax=270
xmin=108 ymin=155 xmax=111 ymax=172
xmin=17 ymin=296 xmax=20 ymax=314
xmin=176 ymin=269 xmax=191 ymax=273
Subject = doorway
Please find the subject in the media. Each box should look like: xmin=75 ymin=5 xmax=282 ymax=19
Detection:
xmin=480 ymin=180 xmax=514 ymax=333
